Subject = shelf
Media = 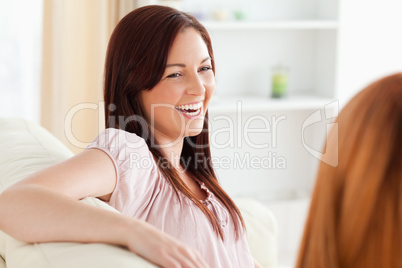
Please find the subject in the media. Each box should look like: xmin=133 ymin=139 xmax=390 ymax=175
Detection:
xmin=208 ymin=95 xmax=335 ymax=113
xmin=202 ymin=20 xmax=339 ymax=30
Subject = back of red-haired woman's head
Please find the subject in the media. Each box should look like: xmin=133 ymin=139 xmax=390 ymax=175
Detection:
xmin=296 ymin=73 xmax=402 ymax=268
xmin=103 ymin=5 xmax=215 ymax=134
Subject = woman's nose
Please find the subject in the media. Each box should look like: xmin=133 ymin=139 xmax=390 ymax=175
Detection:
xmin=186 ymin=73 xmax=205 ymax=96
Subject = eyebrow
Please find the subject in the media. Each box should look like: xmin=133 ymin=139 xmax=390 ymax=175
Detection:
xmin=165 ymin=57 xmax=211 ymax=68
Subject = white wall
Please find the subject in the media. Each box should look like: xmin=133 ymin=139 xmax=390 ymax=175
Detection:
xmin=336 ymin=0 xmax=402 ymax=105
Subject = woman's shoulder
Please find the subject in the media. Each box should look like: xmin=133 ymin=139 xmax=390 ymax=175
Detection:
xmin=87 ymin=128 xmax=152 ymax=161
xmin=89 ymin=129 xmax=162 ymax=213
xmin=98 ymin=128 xmax=146 ymax=144
xmin=92 ymin=128 xmax=149 ymax=150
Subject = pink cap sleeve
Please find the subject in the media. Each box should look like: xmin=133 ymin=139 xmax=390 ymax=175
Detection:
xmin=86 ymin=128 xmax=160 ymax=215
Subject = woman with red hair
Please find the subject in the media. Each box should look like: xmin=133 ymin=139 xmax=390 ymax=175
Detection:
xmin=0 ymin=5 xmax=257 ymax=268
xmin=296 ymin=73 xmax=402 ymax=268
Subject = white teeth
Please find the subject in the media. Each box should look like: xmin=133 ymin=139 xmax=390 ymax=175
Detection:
xmin=174 ymin=101 xmax=203 ymax=117
xmin=175 ymin=101 xmax=203 ymax=111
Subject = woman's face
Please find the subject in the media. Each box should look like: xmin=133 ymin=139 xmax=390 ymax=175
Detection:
xmin=140 ymin=27 xmax=215 ymax=145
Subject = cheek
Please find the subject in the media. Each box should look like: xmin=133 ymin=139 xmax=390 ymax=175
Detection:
xmin=138 ymin=92 xmax=150 ymax=120
xmin=204 ymin=76 xmax=216 ymax=100
xmin=157 ymin=86 xmax=182 ymax=104
xmin=147 ymin=85 xmax=181 ymax=106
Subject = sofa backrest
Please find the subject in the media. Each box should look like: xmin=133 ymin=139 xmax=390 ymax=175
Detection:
xmin=0 ymin=118 xmax=73 ymax=193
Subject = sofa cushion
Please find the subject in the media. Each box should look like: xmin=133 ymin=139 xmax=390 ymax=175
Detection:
xmin=0 ymin=117 xmax=74 ymax=267
xmin=235 ymin=198 xmax=278 ymax=268
xmin=0 ymin=118 xmax=73 ymax=192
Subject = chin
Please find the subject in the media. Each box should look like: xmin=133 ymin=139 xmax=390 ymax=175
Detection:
xmin=186 ymin=118 xmax=205 ymax=137
xmin=187 ymin=133 xmax=201 ymax=138
xmin=186 ymin=124 xmax=204 ymax=137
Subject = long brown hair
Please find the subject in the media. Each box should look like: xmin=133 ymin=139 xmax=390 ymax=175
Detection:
xmin=103 ymin=5 xmax=244 ymax=240
xmin=296 ymin=73 xmax=402 ymax=268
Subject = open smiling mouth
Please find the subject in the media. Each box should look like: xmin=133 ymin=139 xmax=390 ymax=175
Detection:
xmin=174 ymin=101 xmax=203 ymax=118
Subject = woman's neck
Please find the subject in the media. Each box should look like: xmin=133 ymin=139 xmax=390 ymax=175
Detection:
xmin=151 ymin=132 xmax=184 ymax=170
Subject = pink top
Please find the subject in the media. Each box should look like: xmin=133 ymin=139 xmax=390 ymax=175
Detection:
xmin=86 ymin=128 xmax=254 ymax=268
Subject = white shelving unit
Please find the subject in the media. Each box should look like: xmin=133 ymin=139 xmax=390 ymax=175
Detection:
xmin=183 ymin=0 xmax=339 ymax=104
xmin=209 ymin=95 xmax=334 ymax=113
xmin=202 ymin=20 xmax=338 ymax=30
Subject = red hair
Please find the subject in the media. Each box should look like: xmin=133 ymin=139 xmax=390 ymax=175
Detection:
xmin=296 ymin=73 xmax=402 ymax=268
xmin=103 ymin=5 xmax=244 ymax=240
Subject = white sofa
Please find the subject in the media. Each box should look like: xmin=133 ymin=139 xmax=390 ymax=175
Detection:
xmin=0 ymin=118 xmax=278 ymax=268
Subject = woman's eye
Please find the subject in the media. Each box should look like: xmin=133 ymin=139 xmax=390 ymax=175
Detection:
xmin=167 ymin=73 xmax=181 ymax=78
xmin=199 ymin=66 xmax=212 ymax=72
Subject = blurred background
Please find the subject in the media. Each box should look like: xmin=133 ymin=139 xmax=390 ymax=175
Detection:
xmin=1 ymin=0 xmax=401 ymax=266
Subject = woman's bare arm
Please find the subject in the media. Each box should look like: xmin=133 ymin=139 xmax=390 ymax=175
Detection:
xmin=0 ymin=149 xmax=208 ymax=268
xmin=0 ymin=149 xmax=117 ymax=242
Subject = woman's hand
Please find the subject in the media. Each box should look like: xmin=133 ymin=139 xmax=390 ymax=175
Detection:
xmin=126 ymin=219 xmax=209 ymax=268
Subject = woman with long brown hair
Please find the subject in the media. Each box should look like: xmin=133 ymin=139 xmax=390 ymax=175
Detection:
xmin=296 ymin=73 xmax=402 ymax=268
xmin=0 ymin=5 xmax=257 ymax=268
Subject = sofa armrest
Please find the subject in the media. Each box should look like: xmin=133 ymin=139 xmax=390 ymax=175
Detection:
xmin=235 ymin=197 xmax=278 ymax=268
xmin=0 ymin=255 xmax=5 ymax=268
xmin=2 ymin=197 xmax=157 ymax=268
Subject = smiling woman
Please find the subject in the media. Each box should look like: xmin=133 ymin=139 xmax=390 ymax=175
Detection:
xmin=140 ymin=28 xmax=215 ymax=143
